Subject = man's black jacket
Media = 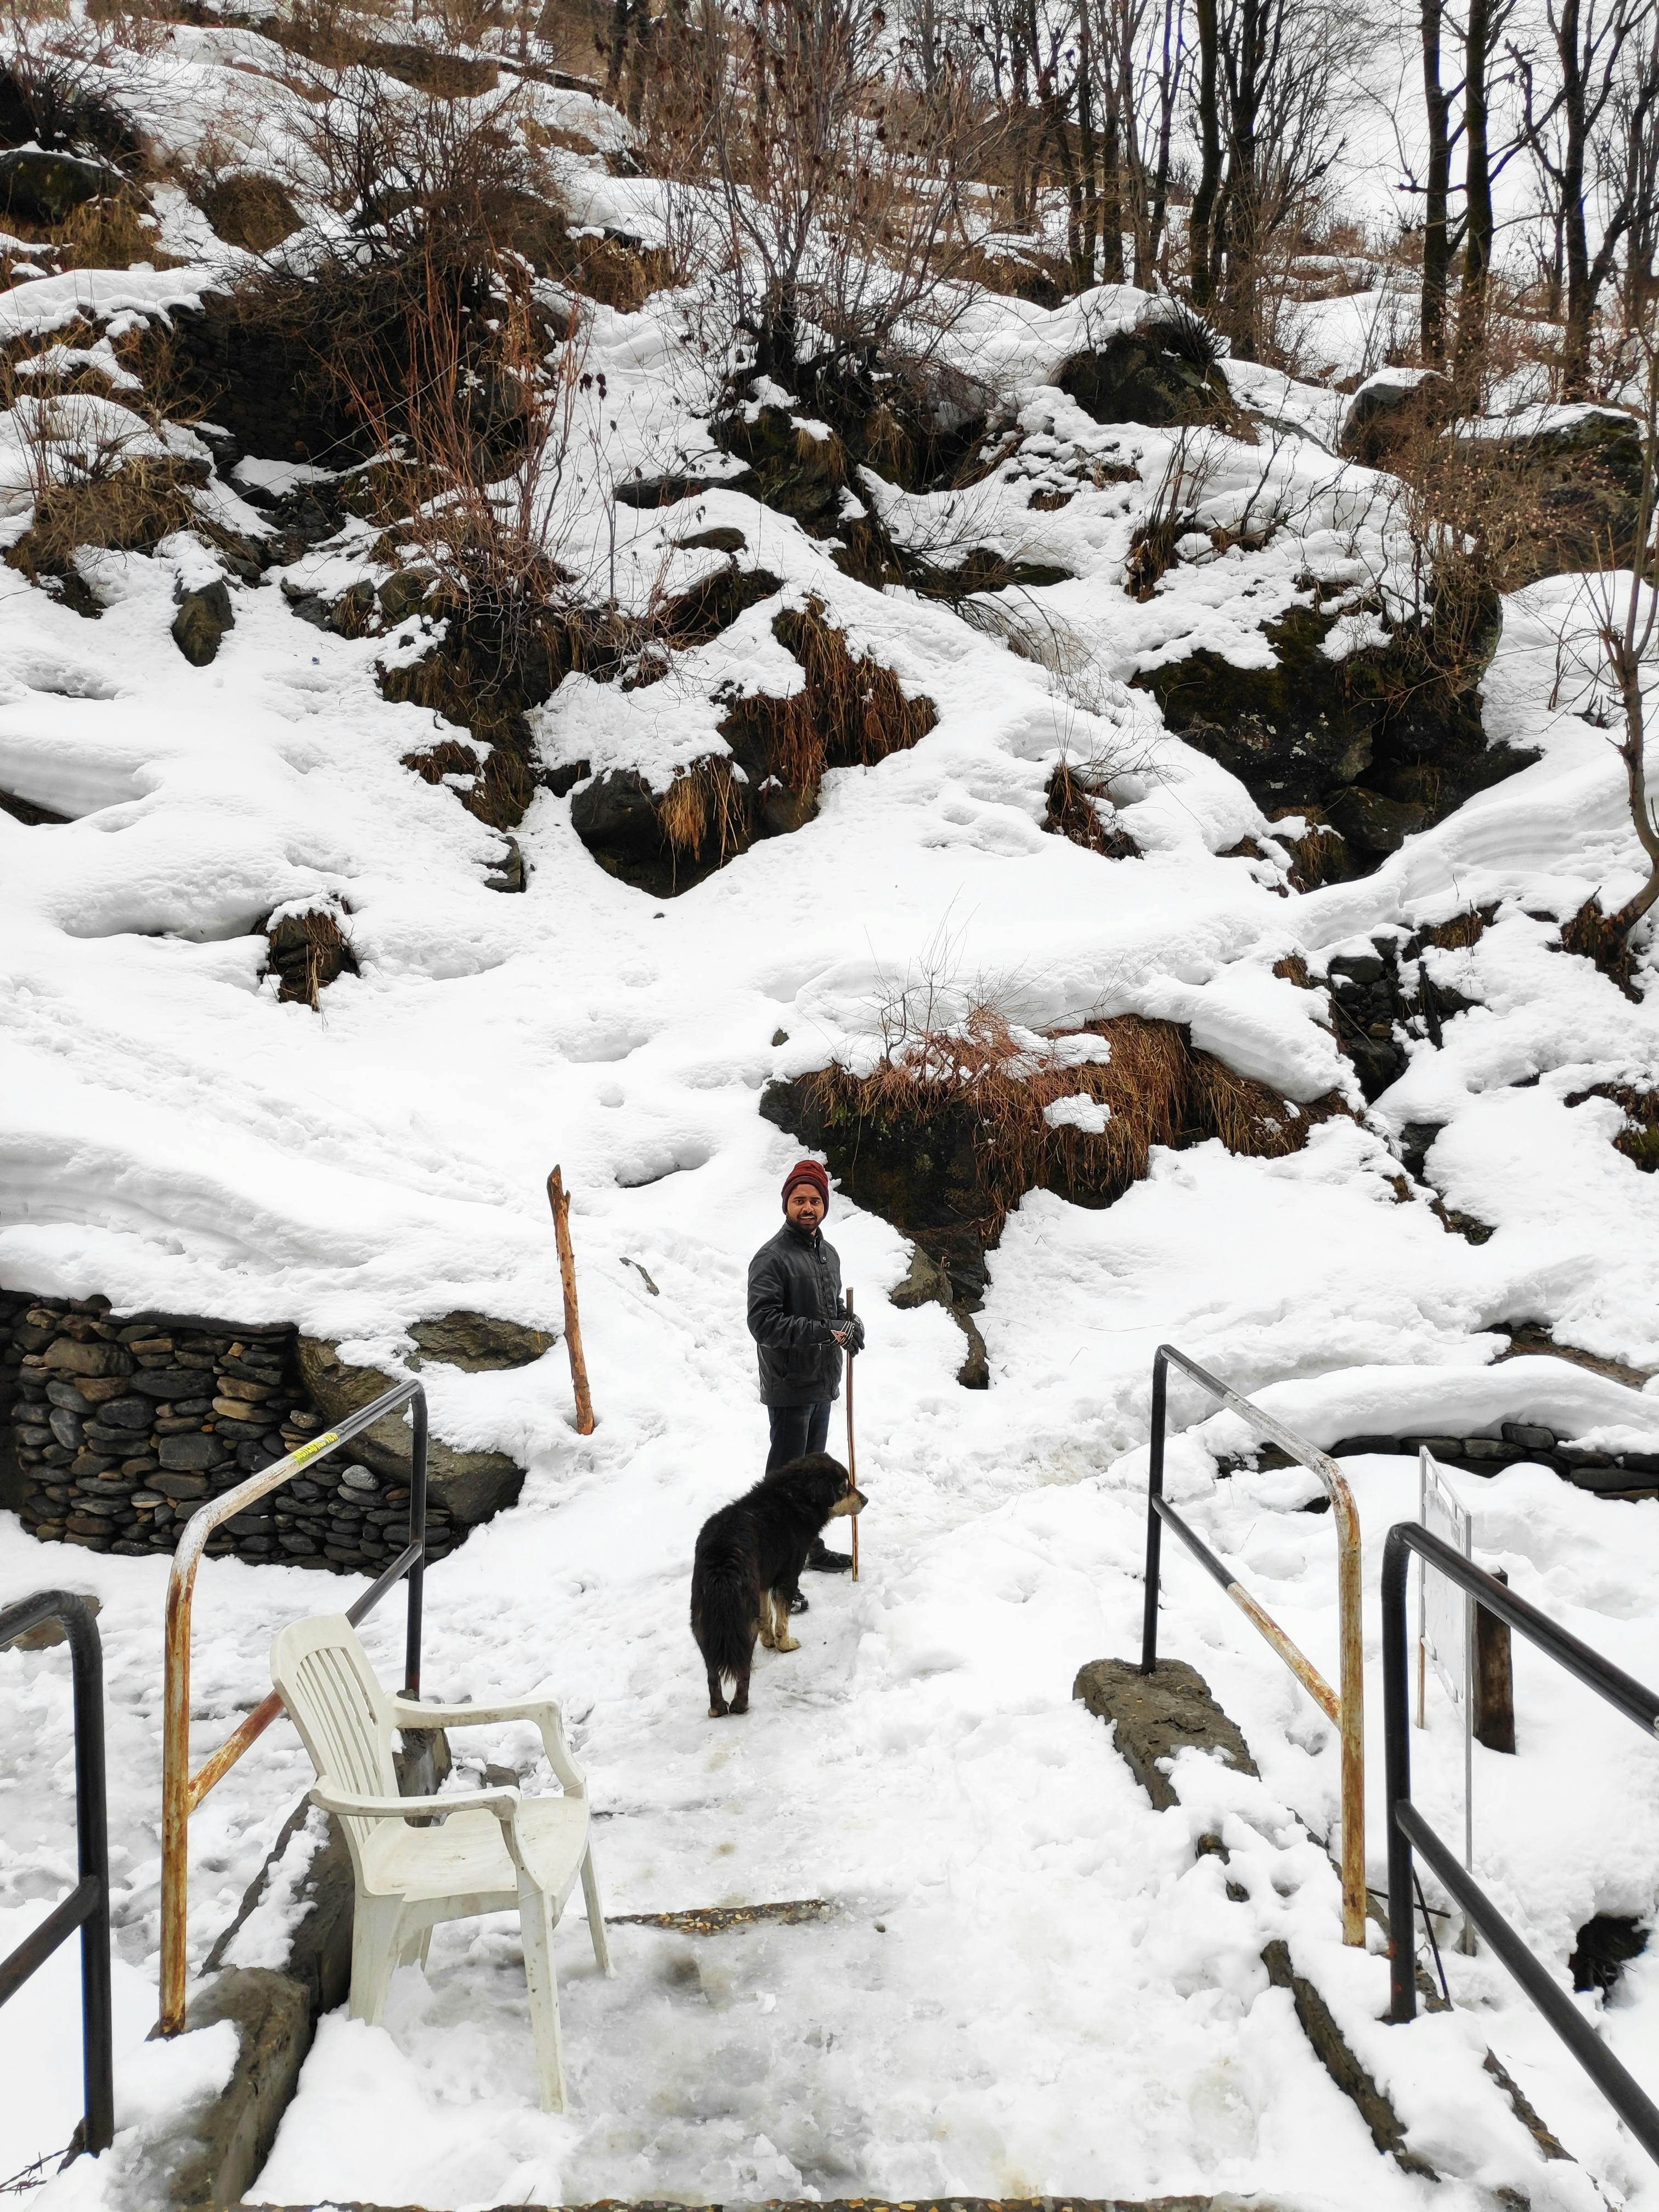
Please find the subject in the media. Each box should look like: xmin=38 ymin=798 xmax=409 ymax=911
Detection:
xmin=747 ymin=1220 xmax=843 ymax=1407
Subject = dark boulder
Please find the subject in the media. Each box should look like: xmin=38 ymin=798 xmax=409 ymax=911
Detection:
xmin=1055 ymin=311 xmax=1235 ymax=430
xmin=0 ymin=148 xmax=123 ymax=224
xmin=365 ymin=41 xmax=500 ymax=93
xmin=1137 ymin=600 xmax=1527 ymax=872
xmin=1462 ymin=405 xmax=1645 ymax=585
xmin=1338 ymin=367 xmax=1455 ymax=467
xmin=571 ymin=767 xmax=663 ymax=870
xmin=172 ymin=580 xmax=234 ymax=667
xmin=295 ymin=1336 xmax=523 ymax=1525
xmin=408 ymin=1311 xmax=550 ymax=1370
xmin=1323 ymin=785 xmax=1427 ymax=857
xmin=1138 ymin=605 xmax=1379 ymax=811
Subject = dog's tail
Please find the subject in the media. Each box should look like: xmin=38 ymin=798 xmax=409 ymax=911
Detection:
xmin=691 ymin=1553 xmax=757 ymax=1686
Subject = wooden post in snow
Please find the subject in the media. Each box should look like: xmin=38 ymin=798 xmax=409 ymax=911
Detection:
xmin=546 ymin=1167 xmax=595 ymax=1435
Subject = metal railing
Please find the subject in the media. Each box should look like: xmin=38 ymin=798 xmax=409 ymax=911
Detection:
xmin=1141 ymin=1344 xmax=1367 ymax=1945
xmin=1382 ymin=1521 xmax=1659 ymax=2157
xmin=0 ymin=1591 xmax=114 ymax=2155
xmin=160 ymin=1378 xmax=429 ymax=2035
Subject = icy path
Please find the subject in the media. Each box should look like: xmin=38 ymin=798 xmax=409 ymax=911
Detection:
xmin=12 ymin=1365 xmax=1659 ymax=2205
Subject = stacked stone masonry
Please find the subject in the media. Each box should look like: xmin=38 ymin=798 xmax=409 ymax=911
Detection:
xmin=0 ymin=1289 xmax=461 ymax=1568
xmin=1228 ymin=1424 xmax=1659 ymax=1497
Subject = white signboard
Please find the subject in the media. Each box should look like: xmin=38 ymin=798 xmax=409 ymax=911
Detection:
xmin=1417 ymin=1447 xmax=1474 ymax=1875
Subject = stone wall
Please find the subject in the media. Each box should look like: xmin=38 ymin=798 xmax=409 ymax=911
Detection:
xmin=0 ymin=1290 xmax=461 ymax=1569
xmin=1224 ymin=1420 xmax=1659 ymax=1500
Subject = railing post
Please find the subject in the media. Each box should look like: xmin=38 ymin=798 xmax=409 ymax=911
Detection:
xmin=404 ymin=1390 xmax=427 ymax=1700
xmin=65 ymin=1601 xmax=114 ymax=2153
xmin=1141 ymin=1347 xmax=1169 ymax=1675
xmin=159 ymin=1561 xmax=191 ymax=2035
xmin=1332 ymin=1491 xmax=1367 ymax=1948
xmin=1382 ymin=1525 xmax=1417 ymax=2022
xmin=0 ymin=1593 xmax=114 ymax=2154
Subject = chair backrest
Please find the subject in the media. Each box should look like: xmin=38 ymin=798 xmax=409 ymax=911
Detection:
xmin=270 ymin=1613 xmax=400 ymax=1871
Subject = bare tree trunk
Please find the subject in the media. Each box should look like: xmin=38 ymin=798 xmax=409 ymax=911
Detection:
xmin=1455 ymin=0 xmax=1497 ymax=399
xmin=1605 ymin=352 xmax=1659 ymax=936
xmin=1420 ymin=0 xmax=1453 ymax=364
xmin=1189 ymin=0 xmax=1221 ymax=306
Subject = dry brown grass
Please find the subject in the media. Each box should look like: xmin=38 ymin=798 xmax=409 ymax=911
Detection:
xmin=1268 ymin=806 xmax=1352 ymax=890
xmin=1415 ymin=906 xmax=1495 ymax=951
xmin=263 ymin=906 xmax=358 ymax=1006
xmin=804 ymin=1001 xmax=1346 ymax=1244
xmin=1043 ymin=763 xmax=1139 ymax=857
xmin=656 ymin=754 xmax=752 ymax=859
xmin=720 ymin=597 xmax=938 ymax=790
xmin=7 ymin=453 xmax=197 ymax=581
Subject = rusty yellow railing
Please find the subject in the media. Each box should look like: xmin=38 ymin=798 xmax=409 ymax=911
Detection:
xmin=1141 ymin=1344 xmax=1367 ymax=1946
xmin=159 ymin=1378 xmax=428 ymax=2034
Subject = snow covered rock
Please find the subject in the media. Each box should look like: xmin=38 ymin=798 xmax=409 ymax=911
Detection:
xmin=1337 ymin=366 xmax=1454 ymax=467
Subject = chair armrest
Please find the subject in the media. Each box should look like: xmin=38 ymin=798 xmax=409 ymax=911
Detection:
xmin=309 ymin=1780 xmax=519 ymax=1826
xmin=390 ymin=1696 xmax=587 ymax=1797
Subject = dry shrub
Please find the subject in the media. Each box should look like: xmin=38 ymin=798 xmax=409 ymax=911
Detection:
xmin=1043 ymin=762 xmax=1139 ymax=857
xmin=720 ymin=597 xmax=937 ymax=790
xmin=400 ymin=732 xmax=535 ymax=831
xmin=804 ymin=1001 xmax=1346 ymax=1246
xmin=656 ymin=754 xmax=751 ymax=857
xmin=1566 ymin=1084 xmax=1659 ymax=1172
xmin=263 ymin=905 xmax=358 ymax=1006
xmin=8 ymin=453 xmax=197 ymax=581
xmin=1268 ymin=806 xmax=1352 ymax=890
xmin=1414 ymin=906 xmax=1494 ymax=952
xmin=48 ymin=190 xmax=175 ymax=270
xmin=1559 ymin=895 xmax=1641 ymax=998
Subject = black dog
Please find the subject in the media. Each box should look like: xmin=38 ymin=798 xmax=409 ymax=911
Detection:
xmin=690 ymin=1452 xmax=866 ymax=1717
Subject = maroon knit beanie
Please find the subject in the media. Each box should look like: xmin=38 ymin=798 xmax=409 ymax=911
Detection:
xmin=781 ymin=1159 xmax=830 ymax=1211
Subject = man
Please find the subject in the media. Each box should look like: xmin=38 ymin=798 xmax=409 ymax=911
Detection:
xmin=747 ymin=1159 xmax=866 ymax=1589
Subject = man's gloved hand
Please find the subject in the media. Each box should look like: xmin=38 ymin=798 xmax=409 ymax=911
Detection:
xmin=832 ymin=1314 xmax=867 ymax=1355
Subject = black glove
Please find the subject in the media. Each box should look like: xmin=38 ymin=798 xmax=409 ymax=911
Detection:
xmin=834 ymin=1314 xmax=866 ymax=1355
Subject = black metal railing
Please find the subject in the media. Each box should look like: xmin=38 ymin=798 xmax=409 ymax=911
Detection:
xmin=1140 ymin=1344 xmax=1368 ymax=1942
xmin=0 ymin=1590 xmax=114 ymax=2156
xmin=1383 ymin=1520 xmax=1659 ymax=2158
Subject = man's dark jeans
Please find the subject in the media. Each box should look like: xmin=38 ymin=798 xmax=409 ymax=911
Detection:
xmin=766 ymin=1400 xmax=831 ymax=1474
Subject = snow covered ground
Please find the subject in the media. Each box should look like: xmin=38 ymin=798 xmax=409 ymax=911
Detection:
xmin=5 ymin=36 xmax=1659 ymax=2209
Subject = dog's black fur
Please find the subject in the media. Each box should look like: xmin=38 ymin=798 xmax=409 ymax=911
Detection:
xmin=690 ymin=1452 xmax=866 ymax=1716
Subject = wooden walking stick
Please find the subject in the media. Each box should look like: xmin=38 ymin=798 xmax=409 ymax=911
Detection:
xmin=844 ymin=1286 xmax=859 ymax=1581
xmin=546 ymin=1167 xmax=595 ymax=1435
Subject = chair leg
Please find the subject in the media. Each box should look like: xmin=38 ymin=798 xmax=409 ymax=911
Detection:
xmin=350 ymin=1896 xmax=405 ymax=2025
xmin=518 ymin=1880 xmax=568 ymax=2113
xmin=398 ymin=1923 xmax=433 ymax=1972
xmin=580 ymin=1843 xmax=613 ymax=1977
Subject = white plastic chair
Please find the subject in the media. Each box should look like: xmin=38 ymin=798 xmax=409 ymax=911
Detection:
xmin=270 ymin=1612 xmax=611 ymax=2111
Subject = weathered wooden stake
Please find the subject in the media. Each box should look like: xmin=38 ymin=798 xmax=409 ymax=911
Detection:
xmin=845 ymin=1286 xmax=859 ymax=1581
xmin=1474 ymin=1565 xmax=1516 ymax=1753
xmin=546 ymin=1166 xmax=595 ymax=1435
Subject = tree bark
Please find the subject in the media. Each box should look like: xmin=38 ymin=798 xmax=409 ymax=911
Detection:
xmin=1420 ymin=0 xmax=1453 ymax=365
xmin=1455 ymin=0 xmax=1497 ymax=400
xmin=1188 ymin=0 xmax=1222 ymax=306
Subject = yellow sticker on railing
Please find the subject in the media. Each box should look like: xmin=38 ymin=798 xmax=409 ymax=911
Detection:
xmin=291 ymin=1430 xmax=340 ymax=1468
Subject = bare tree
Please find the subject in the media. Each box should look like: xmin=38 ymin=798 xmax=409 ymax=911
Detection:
xmin=700 ymin=0 xmax=979 ymax=381
xmin=1588 ymin=339 xmax=1659 ymax=941
xmin=1186 ymin=0 xmax=1352 ymax=355
xmin=1512 ymin=0 xmax=1659 ymax=395
xmin=1418 ymin=0 xmax=1457 ymax=364
xmin=1611 ymin=19 xmax=1659 ymax=326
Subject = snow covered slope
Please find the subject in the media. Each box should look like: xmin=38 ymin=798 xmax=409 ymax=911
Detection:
xmin=4 ymin=31 xmax=1659 ymax=2210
